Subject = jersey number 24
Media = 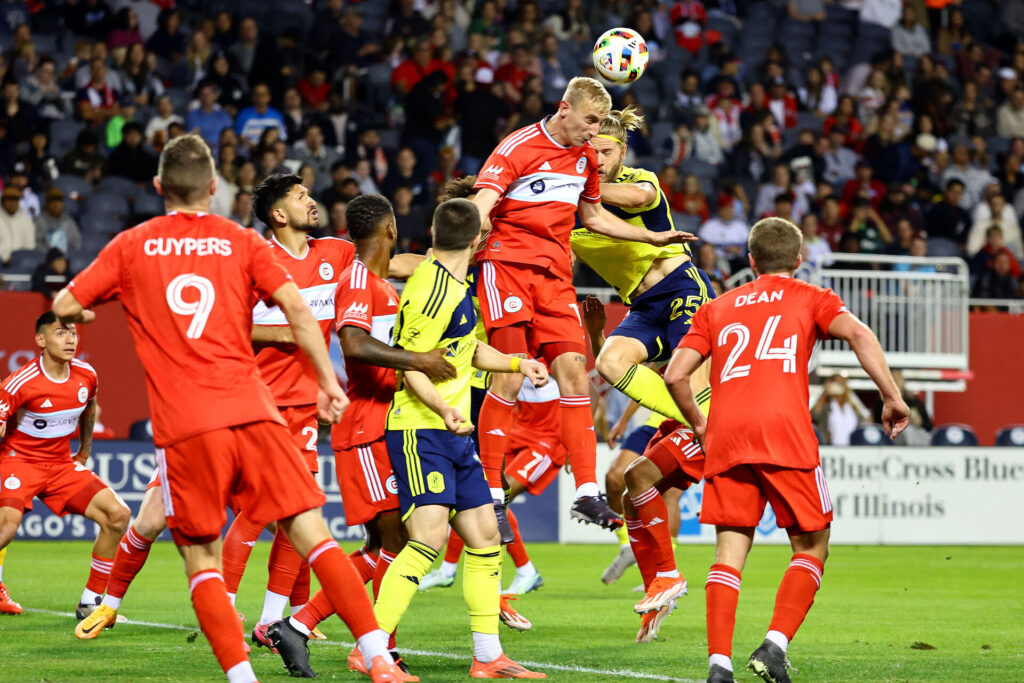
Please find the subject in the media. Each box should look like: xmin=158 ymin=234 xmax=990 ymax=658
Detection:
xmin=718 ymin=315 xmax=797 ymax=383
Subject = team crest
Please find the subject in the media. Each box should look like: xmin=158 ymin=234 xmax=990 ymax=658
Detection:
xmin=503 ymin=296 xmax=523 ymax=313
xmin=78 ymin=386 xmax=89 ymax=403
xmin=319 ymin=262 xmax=334 ymax=281
xmin=385 ymin=475 xmax=399 ymax=495
xmin=3 ymin=475 xmax=20 ymax=490
xmin=427 ymin=471 xmax=445 ymax=494
xmin=576 ymin=156 xmax=587 ymax=174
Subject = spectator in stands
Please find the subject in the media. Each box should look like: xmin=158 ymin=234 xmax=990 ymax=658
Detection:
xmin=798 ymin=63 xmax=838 ymax=118
xmin=755 ymin=163 xmax=810 ymax=220
xmin=454 ymin=67 xmax=508 ymax=175
xmin=230 ymin=189 xmax=255 ymax=228
xmin=950 ymin=81 xmax=994 ymax=138
xmin=393 ymin=184 xmax=430 ymax=253
xmin=319 ymin=161 xmax=352 ymax=208
xmin=107 ymin=121 xmax=157 ymax=184
xmin=926 ymin=179 xmax=972 ymax=247
xmin=667 ymin=70 xmax=703 ymax=126
xmin=767 ymin=76 xmax=799 ymax=130
xmin=728 ymin=120 xmax=776 ymax=184
xmin=383 ymin=147 xmax=428 ymax=205
xmin=971 ymin=224 xmax=1023 ymax=280
xmin=942 ymin=143 xmax=993 ymax=210
xmin=847 ymin=196 xmax=891 ymax=253
xmin=822 ymin=128 xmax=858 ymax=187
xmin=391 ymin=38 xmax=449 ymax=98
xmin=0 ymin=78 xmax=38 ymax=148
xmin=878 ymin=184 xmax=924 ymax=233
xmin=818 ymin=195 xmax=846 ymax=250
xmin=186 ymin=83 xmax=232 ymax=155
xmin=309 ymin=0 xmax=345 ymax=64
xmin=495 ymin=43 xmax=539 ymax=106
xmin=657 ymin=166 xmax=686 ymax=212
xmin=428 ymin=145 xmax=462 ymax=198
xmin=66 ymin=0 xmax=114 ymax=42
xmin=862 ymin=111 xmax=913 ymax=183
xmin=61 ymin=129 xmax=105 ymax=181
xmin=539 ymin=33 xmax=570 ymax=107
xmin=842 ymin=160 xmax=887 ymax=211
xmin=22 ymin=56 xmax=69 ymax=123
xmin=811 ymin=373 xmax=870 ymax=446
xmin=107 ymin=7 xmax=143 ymax=52
xmin=997 ymin=87 xmax=1024 ymax=138
xmin=30 ymin=246 xmax=73 ymax=297
xmin=386 ymin=0 xmax=432 ymax=43
xmin=76 ymin=59 xmax=119 ymax=126
xmin=235 ymin=82 xmax=287 ymax=149
xmin=280 ymin=87 xmax=307 ymax=144
xmin=543 ymin=0 xmax=589 ymax=42
xmin=345 ymin=127 xmax=388 ymax=182
xmin=699 ymin=193 xmax=749 ymax=261
xmin=891 ymin=5 xmax=931 ymax=59
xmin=291 ymin=125 xmax=337 ymax=195
xmin=688 ymin=105 xmax=725 ymax=166
xmin=146 ymin=8 xmax=186 ymax=63
xmin=710 ymin=91 xmax=742 ymax=151
xmin=857 ymin=69 xmax=890 ymax=123
xmin=823 ymin=94 xmax=863 ymax=149
xmin=0 ymin=186 xmax=34 ymax=263
xmin=680 ymin=174 xmax=709 ymax=224
xmin=21 ymin=130 xmax=60 ymax=190
xmin=403 ymin=70 xmax=454 ymax=174
xmin=670 ymin=0 xmax=721 ymax=57
xmin=297 ymin=65 xmax=331 ymax=112
xmin=972 ymin=249 xmax=1021 ymax=300
xmin=885 ymin=217 xmax=918 ymax=256
xmin=327 ymin=199 xmax=348 ymax=239
xmin=6 ymin=165 xmax=38 ymax=218
xmin=118 ymin=43 xmax=164 ymax=109
xmin=235 ymin=160 xmax=257 ymax=194
xmin=143 ymin=94 xmax=183 ymax=151
xmin=801 ymin=212 xmax=832 ymax=266
xmin=197 ymin=51 xmax=248 ymax=116
xmin=695 ymin=241 xmax=729 ymax=281
xmin=353 ymin=158 xmax=381 ymax=195
xmin=968 ymin=184 xmax=1023 ymax=256
xmin=35 ymin=188 xmax=80 ymax=253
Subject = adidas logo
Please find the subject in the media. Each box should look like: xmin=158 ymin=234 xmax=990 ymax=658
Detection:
xmin=486 ymin=428 xmax=506 ymax=436
xmin=671 ymin=436 xmax=681 ymax=445
xmin=120 ymin=542 xmax=130 ymax=554
xmin=41 ymin=398 xmax=53 ymax=408
xmin=539 ymin=161 xmax=552 ymax=171
xmin=388 ymin=297 xmax=397 ymax=306
xmin=242 ymin=541 xmax=257 ymax=547
xmin=649 ymin=516 xmax=664 ymax=526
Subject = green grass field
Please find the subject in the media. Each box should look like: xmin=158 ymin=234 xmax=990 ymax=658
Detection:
xmin=0 ymin=542 xmax=1021 ymax=682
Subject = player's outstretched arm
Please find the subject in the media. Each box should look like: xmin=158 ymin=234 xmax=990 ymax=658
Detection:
xmin=403 ymin=370 xmax=473 ymax=435
xmin=470 ymin=188 xmax=500 ymax=234
xmin=252 ymin=325 xmax=294 ymax=345
xmin=387 ymin=253 xmax=427 ymax=280
xmin=339 ymin=327 xmax=456 ymax=380
xmin=582 ymin=295 xmax=607 ymax=357
xmin=577 ymin=201 xmax=698 ymax=247
xmin=664 ymin=347 xmax=708 ymax=443
xmin=75 ymin=398 xmax=97 ymax=465
xmin=599 ymin=181 xmax=658 ymax=210
xmin=827 ymin=313 xmax=910 ymax=439
xmin=52 ymin=289 xmax=96 ymax=324
xmin=272 ymin=281 xmax=348 ymax=422
xmin=472 ymin=341 xmax=549 ymax=386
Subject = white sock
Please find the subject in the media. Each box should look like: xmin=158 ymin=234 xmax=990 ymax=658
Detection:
xmin=655 ymin=569 xmax=680 ymax=579
xmin=515 ymin=561 xmax=537 ymax=579
xmin=101 ymin=595 xmax=121 ymax=610
xmin=0 ymin=564 xmax=4 ymax=582
xmin=288 ymin=616 xmax=311 ymax=637
xmin=709 ymin=654 xmax=732 ymax=671
xmin=290 ymin=603 xmax=305 ymax=615
xmin=226 ymin=660 xmax=258 ymax=683
xmin=575 ymin=482 xmax=599 ymax=498
xmin=80 ymin=588 xmax=102 ymax=605
xmin=766 ymin=629 xmax=789 ymax=652
xmin=227 ymin=592 xmax=237 ymax=607
xmin=440 ymin=560 xmax=458 ymax=578
xmin=472 ymin=631 xmax=502 ymax=663
xmin=259 ymin=590 xmax=289 ymax=626
xmin=489 ymin=487 xmax=505 ymax=503
xmin=357 ymin=629 xmax=391 ymax=667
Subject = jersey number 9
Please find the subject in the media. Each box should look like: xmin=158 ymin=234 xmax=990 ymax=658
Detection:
xmin=166 ymin=274 xmax=216 ymax=339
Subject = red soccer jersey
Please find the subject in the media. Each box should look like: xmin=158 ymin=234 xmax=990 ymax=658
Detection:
xmin=331 ymin=260 xmax=399 ymax=450
xmin=679 ymin=275 xmax=848 ymax=477
xmin=474 ymin=119 xmax=601 ymax=280
xmin=68 ymin=212 xmax=293 ymax=447
xmin=252 ymin=236 xmax=354 ymax=407
xmin=0 ymin=357 xmax=98 ymax=460
xmin=508 ymin=377 xmax=561 ymax=455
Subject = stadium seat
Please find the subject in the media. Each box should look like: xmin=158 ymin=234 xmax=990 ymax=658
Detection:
xmin=98 ymin=176 xmax=145 ymax=203
xmin=86 ymin=192 xmax=130 ymax=218
xmin=55 ymin=174 xmax=92 ymax=199
xmin=931 ymin=424 xmax=979 ymax=446
xmin=128 ymin=419 xmax=153 ymax=441
xmin=995 ymin=425 xmax=1024 ymax=447
xmin=7 ymin=249 xmax=42 ymax=273
xmin=926 ymin=237 xmax=963 ymax=258
xmin=849 ymin=423 xmax=887 ymax=445
xmin=133 ymin=194 xmax=166 ymax=218
xmin=79 ymin=211 xmax=121 ymax=236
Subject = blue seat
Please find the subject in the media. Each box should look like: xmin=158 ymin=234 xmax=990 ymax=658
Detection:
xmin=849 ymin=424 xmax=887 ymax=446
xmin=7 ymin=249 xmax=42 ymax=273
xmin=927 ymin=237 xmax=963 ymax=257
xmin=86 ymin=192 xmax=130 ymax=218
xmin=128 ymin=419 xmax=153 ymax=441
xmin=55 ymin=174 xmax=92 ymax=199
xmin=995 ymin=425 xmax=1024 ymax=447
xmin=931 ymin=424 xmax=979 ymax=447
xmin=133 ymin=194 xmax=166 ymax=218
xmin=98 ymin=176 xmax=145 ymax=202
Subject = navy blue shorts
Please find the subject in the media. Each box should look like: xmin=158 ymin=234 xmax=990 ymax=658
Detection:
xmin=470 ymin=384 xmax=487 ymax=452
xmin=385 ymin=429 xmax=492 ymax=520
xmin=622 ymin=425 xmax=658 ymax=455
xmin=609 ymin=262 xmax=715 ymax=362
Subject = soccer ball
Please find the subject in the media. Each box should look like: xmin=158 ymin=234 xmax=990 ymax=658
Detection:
xmin=592 ymin=28 xmax=649 ymax=85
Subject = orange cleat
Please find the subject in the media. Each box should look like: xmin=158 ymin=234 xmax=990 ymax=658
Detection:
xmin=499 ymin=594 xmax=532 ymax=631
xmin=348 ymin=646 xmax=369 ymax=674
xmin=369 ymin=654 xmax=419 ymax=682
xmin=0 ymin=582 xmax=22 ymax=615
xmin=470 ymin=653 xmax=546 ymax=679
xmin=309 ymin=626 xmax=327 ymax=640
xmin=633 ymin=576 xmax=687 ymax=614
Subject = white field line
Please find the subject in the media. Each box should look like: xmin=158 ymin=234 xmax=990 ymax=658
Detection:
xmin=25 ymin=608 xmax=701 ymax=681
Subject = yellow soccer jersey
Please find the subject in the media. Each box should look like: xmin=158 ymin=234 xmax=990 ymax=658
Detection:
xmin=570 ymin=165 xmax=691 ymax=304
xmin=388 ymin=257 xmax=478 ymax=431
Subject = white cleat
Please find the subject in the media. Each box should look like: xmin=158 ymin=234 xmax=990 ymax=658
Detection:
xmin=601 ymin=545 xmax=637 ymax=584
xmin=504 ymin=572 xmax=544 ymax=595
xmin=417 ymin=569 xmax=456 ymax=591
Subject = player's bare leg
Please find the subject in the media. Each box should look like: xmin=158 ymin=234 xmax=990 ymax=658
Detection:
xmin=76 ymin=488 xmax=131 ymax=618
xmin=597 ymin=336 xmax=687 ymax=424
xmin=747 ymin=527 xmax=830 ymax=683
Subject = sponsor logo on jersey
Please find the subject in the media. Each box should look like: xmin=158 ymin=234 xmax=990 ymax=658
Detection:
xmin=33 ymin=418 xmax=47 ymax=430
xmin=530 ymin=179 xmax=546 ymax=194
xmin=481 ymin=164 xmax=504 ymax=179
xmin=41 ymin=398 xmax=53 ymax=408
xmin=539 ymin=161 xmax=552 ymax=171
xmin=77 ymin=387 xmax=89 ymax=403
xmin=3 ymin=475 xmax=21 ymax=490
xmin=504 ymin=296 xmax=523 ymax=313
xmin=0 ymin=400 xmax=10 ymax=419
xmin=319 ymin=262 xmax=334 ymax=281
xmin=385 ymin=474 xmax=399 ymax=495
xmin=344 ymin=302 xmax=369 ymax=320
xmin=144 ymin=237 xmax=232 ymax=257
xmin=576 ymin=157 xmax=587 ymax=174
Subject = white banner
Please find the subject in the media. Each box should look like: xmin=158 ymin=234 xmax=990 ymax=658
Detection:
xmin=558 ymin=446 xmax=1024 ymax=545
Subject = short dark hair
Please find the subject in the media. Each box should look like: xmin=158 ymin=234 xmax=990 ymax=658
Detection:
xmin=436 ymin=176 xmax=477 ymax=203
xmin=253 ymin=173 xmax=302 ymax=226
xmin=431 ymin=198 xmax=480 ymax=251
xmin=945 ymin=178 xmax=965 ymax=191
xmin=36 ymin=311 xmax=57 ymax=332
xmin=346 ymin=194 xmax=393 ymax=241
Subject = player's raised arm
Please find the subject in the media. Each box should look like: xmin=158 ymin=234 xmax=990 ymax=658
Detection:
xmin=472 ymin=341 xmax=548 ymax=386
xmin=387 ymin=253 xmax=427 ymax=280
xmin=339 ymin=327 xmax=456 ymax=381
xmin=577 ymin=200 xmax=698 ymax=247
xmin=470 ymin=187 xmax=500 ymax=234
xmin=827 ymin=312 xmax=910 ymax=439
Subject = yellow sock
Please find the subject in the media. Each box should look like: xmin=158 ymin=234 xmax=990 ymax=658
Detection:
xmin=614 ymin=525 xmax=629 ymax=547
xmin=0 ymin=547 xmax=6 ymax=581
xmin=614 ymin=364 xmax=685 ymax=423
xmin=463 ymin=546 xmax=501 ymax=635
xmin=695 ymin=386 xmax=712 ymax=417
xmin=373 ymin=540 xmax=437 ymax=634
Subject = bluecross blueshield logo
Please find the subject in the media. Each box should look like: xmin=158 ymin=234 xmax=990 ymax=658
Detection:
xmin=676 ymin=481 xmax=704 ymax=536
xmin=756 ymin=505 xmax=777 ymax=535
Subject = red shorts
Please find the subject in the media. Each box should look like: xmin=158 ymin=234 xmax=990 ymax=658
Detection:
xmin=477 ymin=260 xmax=586 ymax=362
xmin=699 ymin=464 xmax=833 ymax=533
xmin=279 ymin=404 xmax=320 ymax=472
xmin=335 ymin=439 xmax=399 ymax=526
xmin=0 ymin=455 xmax=108 ymax=516
xmin=642 ymin=421 xmax=705 ymax=493
xmin=156 ymin=421 xmax=325 ymax=545
xmin=506 ymin=442 xmax=566 ymax=495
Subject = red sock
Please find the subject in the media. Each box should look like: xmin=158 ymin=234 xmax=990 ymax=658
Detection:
xmin=374 ymin=550 xmax=397 ymax=650
xmin=629 ymin=487 xmax=679 ymax=577
xmin=505 ymin=509 xmax=529 ymax=567
xmin=290 ymin=563 xmax=310 ymax=611
xmin=222 ymin=513 xmax=264 ymax=594
xmin=625 ymin=518 xmax=656 ymax=589
xmin=559 ymin=396 xmax=598 ymax=489
xmin=768 ymin=553 xmax=824 ymax=639
xmin=307 ymin=540 xmax=379 ymax=639
xmin=86 ymin=553 xmax=114 ymax=595
xmin=349 ymin=546 xmax=378 ymax=584
xmin=478 ymin=391 xmax=515 ymax=488
xmin=444 ymin=528 xmax=464 ymax=564
xmin=293 ymin=589 xmax=333 ymax=632
xmin=106 ymin=527 xmax=152 ymax=599
xmin=266 ymin=528 xmax=303 ymax=596
xmin=706 ymin=563 xmax=742 ymax=657
xmin=189 ymin=570 xmax=248 ymax=674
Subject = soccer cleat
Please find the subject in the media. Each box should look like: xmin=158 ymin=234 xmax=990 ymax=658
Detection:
xmin=570 ymin=494 xmax=623 ymax=530
xmin=75 ymin=604 xmax=117 ymax=639
xmin=601 ymin=544 xmax=637 ymax=584
xmin=308 ymin=626 xmax=327 ymax=640
xmin=252 ymin=622 xmax=279 ymax=653
xmin=266 ymin=619 xmax=316 ymax=678
xmin=499 ymin=594 xmax=532 ymax=631
xmin=633 ymin=576 xmax=687 ymax=614
xmin=747 ymin=640 xmax=794 ymax=683
xmin=0 ymin=582 xmax=22 ymax=615
xmin=391 ymin=651 xmax=413 ymax=676
xmin=417 ymin=568 xmax=455 ymax=591
xmin=369 ymin=654 xmax=420 ymax=682
xmin=635 ymin=599 xmax=675 ymax=643
xmin=707 ymin=663 xmax=736 ymax=683
xmin=504 ymin=572 xmax=543 ymax=596
xmin=470 ymin=653 xmax=546 ymax=679
xmin=494 ymin=500 xmax=515 ymax=545
xmin=75 ymin=596 xmax=101 ymax=620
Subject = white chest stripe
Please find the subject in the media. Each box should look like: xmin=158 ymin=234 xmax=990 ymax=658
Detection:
xmin=369 ymin=313 xmax=397 ymax=345
xmin=16 ymin=406 xmax=86 ymax=439
xmin=253 ymin=283 xmax=336 ymax=325
xmin=505 ymin=171 xmax=587 ymax=206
